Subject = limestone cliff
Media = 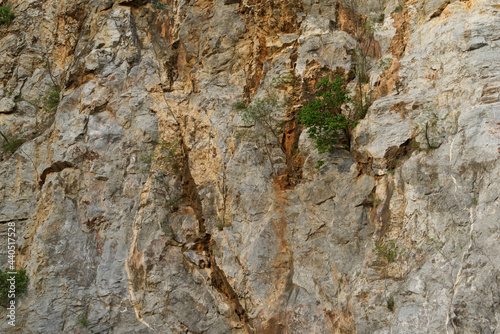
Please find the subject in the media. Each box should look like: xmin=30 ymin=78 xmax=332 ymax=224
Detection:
xmin=0 ymin=0 xmax=499 ymax=333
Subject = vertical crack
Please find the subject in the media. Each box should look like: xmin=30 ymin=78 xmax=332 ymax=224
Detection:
xmin=180 ymin=146 xmax=253 ymax=332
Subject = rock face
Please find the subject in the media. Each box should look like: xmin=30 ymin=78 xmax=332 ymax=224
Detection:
xmin=0 ymin=0 xmax=499 ymax=333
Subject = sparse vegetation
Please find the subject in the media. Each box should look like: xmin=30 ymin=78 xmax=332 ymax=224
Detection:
xmin=374 ymin=13 xmax=385 ymax=23
xmin=141 ymin=152 xmax=153 ymax=165
xmin=374 ymin=239 xmax=404 ymax=312
xmin=0 ymin=5 xmax=14 ymax=25
xmin=216 ymin=219 xmax=224 ymax=231
xmin=233 ymin=101 xmax=246 ymax=111
xmin=0 ymin=130 xmax=24 ymax=154
xmin=42 ymin=59 xmax=61 ymax=112
xmin=272 ymin=71 xmax=297 ymax=88
xmin=166 ymin=195 xmax=181 ymax=212
xmin=414 ymin=109 xmax=459 ymax=151
xmin=375 ymin=239 xmax=403 ymax=263
xmin=387 ymin=296 xmax=395 ymax=311
xmin=156 ymin=140 xmax=185 ymax=178
xmin=152 ymin=1 xmax=168 ymax=10
xmin=0 ymin=268 xmax=28 ymax=305
xmin=378 ymin=58 xmax=392 ymax=71
xmin=236 ymin=92 xmax=297 ymax=178
xmin=428 ymin=237 xmax=444 ymax=250
xmin=394 ymin=5 xmax=403 ymax=12
xmin=43 ymin=85 xmax=61 ymax=112
xmin=78 ymin=315 xmax=88 ymax=327
xmin=343 ymin=0 xmax=378 ymax=119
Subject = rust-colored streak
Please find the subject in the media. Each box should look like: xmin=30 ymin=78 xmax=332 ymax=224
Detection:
xmin=247 ymin=35 xmax=268 ymax=97
xmin=177 ymin=41 xmax=187 ymax=74
xmin=239 ymin=0 xmax=303 ymax=98
xmin=337 ymin=0 xmax=381 ymax=59
xmin=372 ymin=6 xmax=412 ymax=98
xmin=370 ymin=180 xmax=394 ymax=239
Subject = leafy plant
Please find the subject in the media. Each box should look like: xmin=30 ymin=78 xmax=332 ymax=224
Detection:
xmin=0 ymin=5 xmax=14 ymax=25
xmin=0 ymin=131 xmax=24 ymax=154
xmin=299 ymin=74 xmax=355 ymax=159
xmin=0 ymin=268 xmax=28 ymax=305
xmin=414 ymin=110 xmax=457 ymax=150
xmin=378 ymin=58 xmax=392 ymax=71
xmin=152 ymin=1 xmax=168 ymax=10
xmin=428 ymin=237 xmax=444 ymax=249
xmin=272 ymin=71 xmax=296 ymax=88
xmin=343 ymin=0 xmax=376 ymax=116
xmin=374 ymin=13 xmax=385 ymax=23
xmin=387 ymin=296 xmax=395 ymax=311
xmin=43 ymin=85 xmax=61 ymax=112
xmin=40 ymin=58 xmax=62 ymax=112
xmin=233 ymin=101 xmax=246 ymax=111
xmin=394 ymin=5 xmax=403 ymax=12
xmin=78 ymin=315 xmax=88 ymax=327
xmin=141 ymin=152 xmax=153 ymax=165
xmin=375 ymin=240 xmax=402 ymax=263
xmin=156 ymin=140 xmax=184 ymax=177
xmin=237 ymin=93 xmax=298 ymax=178
xmin=166 ymin=195 xmax=181 ymax=212
xmin=216 ymin=218 xmax=224 ymax=231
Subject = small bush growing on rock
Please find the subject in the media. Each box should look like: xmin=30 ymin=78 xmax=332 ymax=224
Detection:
xmin=41 ymin=58 xmax=61 ymax=112
xmin=0 ymin=131 xmax=24 ymax=154
xmin=152 ymin=1 xmax=168 ymax=10
xmin=156 ymin=140 xmax=184 ymax=177
xmin=233 ymin=101 xmax=246 ymax=111
xmin=375 ymin=240 xmax=403 ymax=263
xmin=414 ymin=109 xmax=459 ymax=150
xmin=0 ymin=5 xmax=14 ymax=25
xmin=0 ymin=268 xmax=28 ymax=305
xmin=299 ymin=74 xmax=355 ymax=159
xmin=272 ymin=71 xmax=297 ymax=88
xmin=236 ymin=93 xmax=298 ymax=178
xmin=43 ymin=85 xmax=61 ymax=112
xmin=386 ymin=296 xmax=395 ymax=311
xmin=78 ymin=315 xmax=88 ymax=327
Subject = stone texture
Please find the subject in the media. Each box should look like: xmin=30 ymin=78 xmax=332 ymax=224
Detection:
xmin=0 ymin=98 xmax=15 ymax=113
xmin=0 ymin=0 xmax=499 ymax=333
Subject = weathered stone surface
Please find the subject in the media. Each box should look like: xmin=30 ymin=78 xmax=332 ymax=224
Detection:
xmin=0 ymin=98 xmax=15 ymax=113
xmin=0 ymin=0 xmax=499 ymax=333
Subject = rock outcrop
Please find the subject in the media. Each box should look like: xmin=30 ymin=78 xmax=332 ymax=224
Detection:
xmin=0 ymin=0 xmax=499 ymax=333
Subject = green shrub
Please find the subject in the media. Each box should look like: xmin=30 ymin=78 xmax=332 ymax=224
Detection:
xmin=152 ymin=1 xmax=168 ymax=9
xmin=378 ymin=58 xmax=392 ymax=71
xmin=375 ymin=13 xmax=385 ymax=23
xmin=0 ymin=268 xmax=28 ymax=305
xmin=157 ymin=140 xmax=184 ymax=177
xmin=78 ymin=315 xmax=88 ymax=327
xmin=236 ymin=94 xmax=289 ymax=175
xmin=0 ymin=132 xmax=24 ymax=154
xmin=237 ymin=95 xmax=284 ymax=139
xmin=43 ymin=85 xmax=61 ymax=112
xmin=216 ymin=219 xmax=224 ymax=231
xmin=387 ymin=296 xmax=395 ymax=311
xmin=233 ymin=101 xmax=246 ymax=111
xmin=375 ymin=240 xmax=403 ymax=263
xmin=271 ymin=71 xmax=296 ymax=88
xmin=0 ymin=5 xmax=14 ymax=25
xmin=394 ymin=5 xmax=403 ymax=12
xmin=299 ymin=75 xmax=355 ymax=156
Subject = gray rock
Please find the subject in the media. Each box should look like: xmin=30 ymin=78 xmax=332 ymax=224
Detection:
xmin=0 ymin=0 xmax=499 ymax=333
xmin=0 ymin=98 xmax=15 ymax=113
